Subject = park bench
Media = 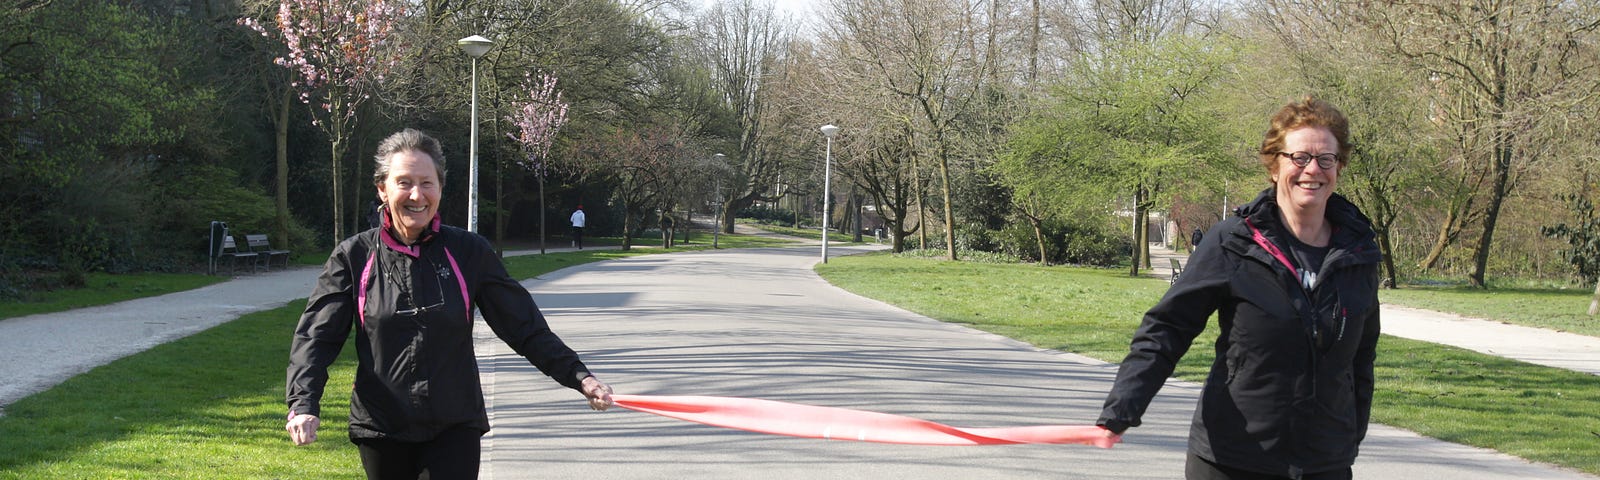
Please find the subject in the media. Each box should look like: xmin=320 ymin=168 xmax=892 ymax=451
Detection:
xmin=1170 ymin=258 xmax=1184 ymax=284
xmin=218 ymin=236 xmax=262 ymax=275
xmin=246 ymin=233 xmax=291 ymax=270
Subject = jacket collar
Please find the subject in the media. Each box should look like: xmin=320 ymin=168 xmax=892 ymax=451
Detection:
xmin=377 ymin=204 xmax=441 ymax=258
xmin=1229 ymin=187 xmax=1379 ymax=267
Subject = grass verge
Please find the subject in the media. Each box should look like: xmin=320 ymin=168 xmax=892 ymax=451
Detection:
xmin=816 ymin=252 xmax=1600 ymax=475
xmin=0 ymin=300 xmax=365 ymax=479
xmin=1381 ymin=286 xmax=1600 ymax=337
xmin=0 ymin=273 xmax=226 ymax=321
xmin=737 ymin=220 xmax=864 ymax=244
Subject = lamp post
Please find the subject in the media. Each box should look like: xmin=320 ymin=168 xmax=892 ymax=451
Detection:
xmin=712 ymin=153 xmax=726 ymax=249
xmin=458 ymin=35 xmax=493 ymax=233
xmin=819 ymin=124 xmax=839 ymax=263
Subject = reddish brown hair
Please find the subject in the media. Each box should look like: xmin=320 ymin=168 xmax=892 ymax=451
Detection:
xmin=1257 ymin=96 xmax=1351 ymax=173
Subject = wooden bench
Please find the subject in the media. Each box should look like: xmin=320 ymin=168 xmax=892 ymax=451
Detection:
xmin=1169 ymin=258 xmax=1184 ymax=284
xmin=246 ymin=234 xmax=291 ymax=270
xmin=219 ymin=236 xmax=262 ymax=275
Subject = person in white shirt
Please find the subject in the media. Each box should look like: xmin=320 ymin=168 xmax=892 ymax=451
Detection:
xmin=570 ymin=206 xmax=586 ymax=249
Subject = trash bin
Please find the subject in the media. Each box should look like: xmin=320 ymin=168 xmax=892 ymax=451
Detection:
xmin=208 ymin=221 xmax=228 ymax=275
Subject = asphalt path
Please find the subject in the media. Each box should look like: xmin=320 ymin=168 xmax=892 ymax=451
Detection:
xmin=475 ymin=245 xmax=1597 ymax=480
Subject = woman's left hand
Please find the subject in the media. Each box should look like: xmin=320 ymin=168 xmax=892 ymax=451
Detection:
xmin=581 ymin=375 xmax=614 ymax=411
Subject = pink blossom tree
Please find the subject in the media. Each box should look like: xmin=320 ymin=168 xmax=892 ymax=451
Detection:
xmin=505 ymin=73 xmax=570 ymax=253
xmin=240 ymin=0 xmax=405 ymax=244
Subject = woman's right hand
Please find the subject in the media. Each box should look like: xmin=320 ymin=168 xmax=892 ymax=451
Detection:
xmin=286 ymin=413 xmax=320 ymax=446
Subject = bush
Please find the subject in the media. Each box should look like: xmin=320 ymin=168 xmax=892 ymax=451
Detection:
xmin=739 ymin=205 xmax=812 ymax=227
xmin=995 ymin=219 xmax=1128 ymax=266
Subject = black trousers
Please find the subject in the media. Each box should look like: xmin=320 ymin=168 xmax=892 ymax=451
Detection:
xmin=353 ymin=426 xmax=482 ymax=480
xmin=1186 ymin=452 xmax=1352 ymax=480
xmin=572 ymin=226 xmax=584 ymax=249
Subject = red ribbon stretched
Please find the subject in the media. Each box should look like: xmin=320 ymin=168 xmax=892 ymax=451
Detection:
xmin=612 ymin=394 xmax=1115 ymax=447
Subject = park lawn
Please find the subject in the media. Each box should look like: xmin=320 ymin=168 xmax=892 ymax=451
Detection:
xmin=736 ymin=220 xmax=863 ymax=244
xmin=0 ymin=300 xmax=364 ymax=479
xmin=816 ymin=252 xmax=1600 ymax=475
xmin=0 ymin=273 xmax=226 ymax=321
xmin=1380 ymin=286 xmax=1600 ymax=337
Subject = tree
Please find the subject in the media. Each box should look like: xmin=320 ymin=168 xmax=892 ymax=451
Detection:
xmin=1347 ymin=0 xmax=1600 ymax=287
xmin=1014 ymin=35 xmax=1235 ymax=276
xmin=696 ymin=0 xmax=793 ymax=234
xmin=241 ymin=0 xmax=406 ymax=245
xmin=824 ymin=0 xmax=994 ymax=261
xmin=506 ymin=72 xmax=570 ymax=254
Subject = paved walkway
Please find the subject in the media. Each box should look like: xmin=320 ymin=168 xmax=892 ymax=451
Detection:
xmin=0 ymin=233 xmax=1594 ymax=477
xmin=476 ymin=245 xmax=1596 ymax=479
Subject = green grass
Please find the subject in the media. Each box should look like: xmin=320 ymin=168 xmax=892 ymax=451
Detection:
xmin=737 ymin=220 xmax=863 ymax=243
xmin=816 ymin=252 xmax=1600 ymax=475
xmin=0 ymin=300 xmax=365 ymax=479
xmin=0 ymin=273 xmax=226 ymax=321
xmin=1381 ymin=286 xmax=1600 ymax=337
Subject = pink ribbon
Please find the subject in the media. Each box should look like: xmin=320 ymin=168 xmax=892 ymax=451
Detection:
xmin=613 ymin=394 xmax=1116 ymax=447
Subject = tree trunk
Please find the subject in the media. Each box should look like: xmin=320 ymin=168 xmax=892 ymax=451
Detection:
xmin=1589 ymin=277 xmax=1599 ymax=316
xmin=1378 ymin=226 xmax=1398 ymax=289
xmin=1029 ymin=215 xmax=1047 ymax=265
xmin=937 ymin=149 xmax=957 ymax=261
xmin=538 ymin=173 xmax=547 ymax=254
xmin=274 ymin=87 xmax=291 ymax=250
xmin=1469 ymin=140 xmax=1511 ymax=289
xmin=330 ymin=136 xmax=345 ymax=245
xmin=622 ymin=208 xmax=634 ymax=251
xmin=851 ymin=189 xmax=863 ymax=243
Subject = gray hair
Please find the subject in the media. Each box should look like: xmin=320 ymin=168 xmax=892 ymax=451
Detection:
xmin=373 ymin=128 xmax=447 ymax=185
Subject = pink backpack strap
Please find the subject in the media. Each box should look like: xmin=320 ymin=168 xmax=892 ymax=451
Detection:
xmin=1244 ymin=218 xmax=1299 ymax=281
xmin=357 ymin=251 xmax=376 ymax=328
xmin=443 ymin=247 xmax=470 ymax=321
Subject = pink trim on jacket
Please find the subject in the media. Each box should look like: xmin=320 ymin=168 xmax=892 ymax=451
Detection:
xmin=1244 ymin=218 xmax=1299 ymax=281
xmin=443 ymin=248 xmax=470 ymax=320
xmin=358 ymin=252 xmax=376 ymax=328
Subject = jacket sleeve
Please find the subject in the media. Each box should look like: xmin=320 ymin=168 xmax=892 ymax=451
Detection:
xmin=471 ymin=236 xmax=593 ymax=390
xmin=286 ymin=243 xmax=359 ymax=417
xmin=1353 ymin=295 xmax=1380 ymax=440
xmin=1097 ymin=236 xmax=1230 ymax=433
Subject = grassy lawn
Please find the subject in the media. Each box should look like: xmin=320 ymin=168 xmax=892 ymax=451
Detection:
xmin=0 ymin=300 xmax=366 ymax=479
xmin=1381 ymin=286 xmax=1600 ymax=337
xmin=0 ymin=273 xmax=226 ymax=321
xmin=816 ymin=252 xmax=1600 ymax=475
xmin=736 ymin=220 xmax=865 ymax=244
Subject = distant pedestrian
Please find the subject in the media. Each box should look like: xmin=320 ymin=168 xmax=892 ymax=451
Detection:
xmin=1190 ymin=227 xmax=1203 ymax=253
xmin=285 ymin=129 xmax=614 ymax=479
xmin=366 ymin=199 xmax=383 ymax=231
xmin=570 ymin=205 xmax=586 ymax=249
xmin=1096 ymin=97 xmax=1382 ymax=479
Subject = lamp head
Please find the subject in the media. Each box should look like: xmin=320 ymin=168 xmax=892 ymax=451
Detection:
xmin=819 ymin=125 xmax=840 ymax=138
xmin=458 ymin=35 xmax=494 ymax=58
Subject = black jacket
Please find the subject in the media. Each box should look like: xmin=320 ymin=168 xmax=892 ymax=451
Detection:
xmin=1098 ymin=189 xmax=1382 ymax=477
xmin=287 ymin=216 xmax=593 ymax=442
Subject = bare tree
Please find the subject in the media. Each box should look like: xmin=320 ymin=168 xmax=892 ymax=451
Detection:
xmin=1347 ymin=0 xmax=1600 ymax=287
xmin=823 ymin=0 xmax=994 ymax=260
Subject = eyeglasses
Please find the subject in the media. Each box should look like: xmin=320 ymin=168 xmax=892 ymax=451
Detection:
xmin=395 ymin=263 xmax=447 ymax=316
xmin=1277 ymin=151 xmax=1339 ymax=170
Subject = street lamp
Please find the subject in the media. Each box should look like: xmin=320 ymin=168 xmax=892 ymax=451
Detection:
xmin=712 ymin=153 xmax=726 ymax=249
xmin=819 ymin=124 xmax=839 ymax=263
xmin=458 ymin=34 xmax=493 ymax=233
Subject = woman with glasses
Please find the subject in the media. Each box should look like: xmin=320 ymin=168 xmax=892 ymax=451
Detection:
xmin=285 ymin=128 xmax=615 ymax=479
xmin=1096 ymin=97 xmax=1382 ymax=480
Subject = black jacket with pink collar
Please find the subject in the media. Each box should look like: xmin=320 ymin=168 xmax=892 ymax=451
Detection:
xmin=287 ymin=215 xmax=593 ymax=442
xmin=1098 ymin=188 xmax=1382 ymax=478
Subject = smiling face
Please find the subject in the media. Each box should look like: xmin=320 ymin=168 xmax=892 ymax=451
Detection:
xmin=1272 ymin=126 xmax=1340 ymax=216
xmin=376 ymin=149 xmax=441 ymax=243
